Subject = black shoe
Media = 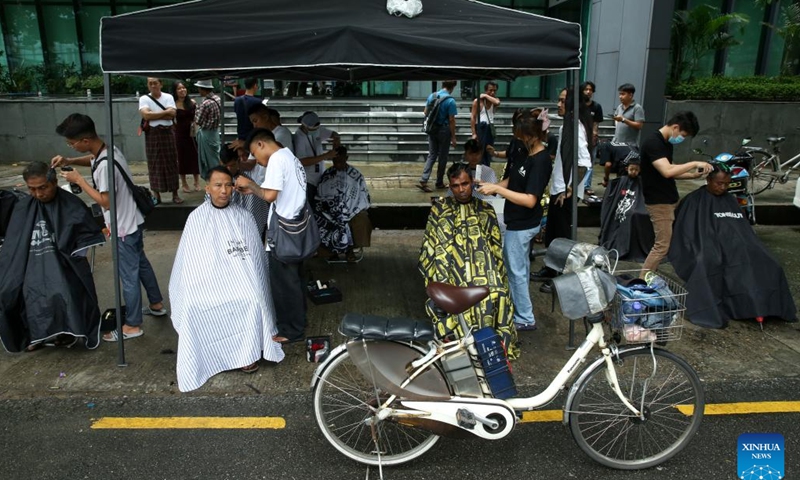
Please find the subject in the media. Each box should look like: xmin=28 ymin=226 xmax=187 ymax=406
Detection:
xmin=434 ymin=183 xmax=446 ymax=190
xmin=539 ymin=281 xmax=553 ymax=294
xmin=531 ymin=267 xmax=556 ymax=282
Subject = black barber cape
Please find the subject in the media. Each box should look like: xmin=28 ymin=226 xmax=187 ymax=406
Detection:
xmin=0 ymin=189 xmax=105 ymax=352
xmin=0 ymin=189 xmax=26 ymax=245
xmin=669 ymin=187 xmax=797 ymax=328
xmin=598 ymin=176 xmax=654 ymax=262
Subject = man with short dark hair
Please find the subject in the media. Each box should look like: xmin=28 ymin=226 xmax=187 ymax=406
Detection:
xmin=470 ymin=81 xmax=501 ymax=166
xmin=419 ymin=162 xmax=518 ymax=357
xmin=236 ymin=128 xmax=308 ymax=344
xmin=52 ymin=113 xmax=166 ymax=341
xmin=636 ymin=111 xmax=711 ymax=275
xmin=418 ymin=80 xmax=458 ymax=192
xmin=231 ymin=78 xmax=262 ymax=162
xmin=139 ymin=77 xmax=182 ymax=204
xmin=0 ymin=161 xmax=105 ymax=352
xmin=170 ymin=166 xmax=284 ymax=391
xmin=669 ymin=164 xmax=797 ymax=328
xmin=612 ymin=83 xmax=645 ymax=146
xmin=248 ymin=103 xmax=294 ymax=154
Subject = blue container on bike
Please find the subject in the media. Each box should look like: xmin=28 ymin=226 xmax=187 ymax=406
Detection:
xmin=472 ymin=327 xmax=517 ymax=399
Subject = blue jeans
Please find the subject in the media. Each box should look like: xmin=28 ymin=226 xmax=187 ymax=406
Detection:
xmin=503 ymin=226 xmax=540 ymax=326
xmin=117 ymin=227 xmax=163 ymax=327
xmin=420 ymin=127 xmax=452 ymax=186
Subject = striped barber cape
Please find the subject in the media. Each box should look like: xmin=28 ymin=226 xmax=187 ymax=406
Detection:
xmin=169 ymin=200 xmax=284 ymax=392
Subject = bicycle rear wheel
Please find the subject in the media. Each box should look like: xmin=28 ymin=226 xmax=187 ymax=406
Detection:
xmin=749 ymin=150 xmax=778 ymax=195
xmin=568 ymin=348 xmax=704 ymax=470
xmin=312 ymin=347 xmax=442 ymax=466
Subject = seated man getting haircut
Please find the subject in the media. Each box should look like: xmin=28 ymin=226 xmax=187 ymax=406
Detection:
xmin=669 ymin=164 xmax=797 ymax=328
xmin=419 ymin=162 xmax=518 ymax=358
xmin=0 ymin=161 xmax=104 ymax=352
xmin=169 ymin=166 xmax=284 ymax=392
xmin=314 ymin=146 xmax=372 ymax=262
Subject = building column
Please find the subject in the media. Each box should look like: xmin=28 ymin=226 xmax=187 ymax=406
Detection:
xmin=585 ymin=0 xmax=675 ymax=139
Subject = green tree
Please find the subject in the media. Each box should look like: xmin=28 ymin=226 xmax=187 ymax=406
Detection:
xmin=670 ymin=4 xmax=749 ymax=82
xmin=756 ymin=0 xmax=800 ymax=76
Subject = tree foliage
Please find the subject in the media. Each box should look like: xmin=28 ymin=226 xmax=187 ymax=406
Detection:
xmin=670 ymin=4 xmax=749 ymax=83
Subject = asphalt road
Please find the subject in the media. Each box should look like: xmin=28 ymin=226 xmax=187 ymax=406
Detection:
xmin=1 ymin=379 xmax=797 ymax=480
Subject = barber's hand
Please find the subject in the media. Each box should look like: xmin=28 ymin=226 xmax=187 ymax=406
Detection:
xmin=235 ymin=176 xmax=257 ymax=195
xmin=696 ymin=161 xmax=713 ymax=177
xmin=229 ymin=139 xmax=245 ymax=151
xmin=627 ymin=164 xmax=640 ymax=179
xmin=477 ymin=183 xmax=499 ymax=196
xmin=60 ymin=169 xmax=82 ymax=185
xmin=325 ymin=150 xmax=337 ymax=160
xmin=51 ymin=155 xmax=68 ymax=168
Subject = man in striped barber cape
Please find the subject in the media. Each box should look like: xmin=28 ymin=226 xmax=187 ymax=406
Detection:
xmin=169 ymin=166 xmax=284 ymax=392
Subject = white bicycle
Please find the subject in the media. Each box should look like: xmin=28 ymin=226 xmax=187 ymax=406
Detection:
xmin=311 ymin=241 xmax=704 ymax=470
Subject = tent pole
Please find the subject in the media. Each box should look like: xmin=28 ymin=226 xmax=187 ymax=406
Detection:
xmin=104 ymin=73 xmax=127 ymax=366
xmin=570 ymin=69 xmax=580 ymax=241
xmin=219 ymin=78 xmax=225 ymax=146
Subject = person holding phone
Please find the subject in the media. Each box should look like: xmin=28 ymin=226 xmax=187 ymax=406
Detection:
xmin=637 ymin=111 xmax=711 ymax=277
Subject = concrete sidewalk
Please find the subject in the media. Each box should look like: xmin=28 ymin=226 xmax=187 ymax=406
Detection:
xmin=0 ymin=227 xmax=798 ymax=401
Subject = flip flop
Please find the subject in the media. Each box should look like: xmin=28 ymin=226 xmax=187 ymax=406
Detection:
xmin=172 ymin=197 xmax=185 ymax=204
xmin=241 ymin=363 xmax=259 ymax=374
xmin=182 ymin=186 xmax=192 ymax=193
xmin=193 ymin=185 xmax=201 ymax=192
xmin=103 ymin=329 xmax=144 ymax=342
xmin=416 ymin=184 xmax=433 ymax=193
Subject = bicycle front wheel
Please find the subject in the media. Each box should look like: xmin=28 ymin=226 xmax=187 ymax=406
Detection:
xmin=568 ymin=348 xmax=704 ymax=470
xmin=312 ymin=347 xmax=441 ymax=466
xmin=749 ymin=150 xmax=778 ymax=195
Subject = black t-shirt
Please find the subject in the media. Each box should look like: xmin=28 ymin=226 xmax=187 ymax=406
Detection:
xmin=501 ymin=137 xmax=528 ymax=180
xmin=639 ymin=131 xmax=678 ymax=205
xmin=588 ymin=101 xmax=603 ymax=125
xmin=598 ymin=142 xmax=640 ymax=176
xmin=504 ymin=149 xmax=552 ymax=231
xmin=233 ymin=94 xmax=263 ymax=140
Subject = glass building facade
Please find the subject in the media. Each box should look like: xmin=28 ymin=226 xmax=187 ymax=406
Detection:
xmin=0 ymin=0 xmax=791 ymax=98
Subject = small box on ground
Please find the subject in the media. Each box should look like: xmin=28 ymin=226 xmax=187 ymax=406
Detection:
xmin=306 ymin=336 xmax=331 ymax=363
xmin=307 ymin=280 xmax=342 ymax=305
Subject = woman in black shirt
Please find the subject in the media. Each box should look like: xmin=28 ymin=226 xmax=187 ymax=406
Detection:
xmin=478 ymin=109 xmax=553 ymax=331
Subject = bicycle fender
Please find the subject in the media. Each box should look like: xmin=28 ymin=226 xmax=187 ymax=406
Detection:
xmin=310 ymin=343 xmax=349 ymax=391
xmin=561 ymin=344 xmax=653 ymax=425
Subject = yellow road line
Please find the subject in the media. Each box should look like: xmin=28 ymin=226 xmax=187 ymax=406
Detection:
xmin=521 ymin=401 xmax=800 ymax=423
xmin=91 ymin=417 xmax=286 ymax=429
xmin=89 ymin=401 xmax=800 ymax=429
xmin=676 ymin=401 xmax=800 ymax=416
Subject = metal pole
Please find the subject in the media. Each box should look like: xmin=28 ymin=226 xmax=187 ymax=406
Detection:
xmin=104 ymin=73 xmax=127 ymax=366
xmin=570 ymin=69 xmax=580 ymax=240
xmin=219 ymin=78 xmax=225 ymax=145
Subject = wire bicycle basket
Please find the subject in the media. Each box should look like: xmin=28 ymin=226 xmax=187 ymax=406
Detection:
xmin=610 ymin=270 xmax=688 ymax=344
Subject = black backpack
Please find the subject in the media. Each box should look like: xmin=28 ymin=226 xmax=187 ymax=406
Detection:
xmin=422 ymin=93 xmax=451 ymax=134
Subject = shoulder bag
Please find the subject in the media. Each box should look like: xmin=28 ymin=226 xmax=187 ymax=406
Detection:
xmin=266 ymin=202 xmax=320 ymax=263
xmin=92 ymin=157 xmax=157 ymax=217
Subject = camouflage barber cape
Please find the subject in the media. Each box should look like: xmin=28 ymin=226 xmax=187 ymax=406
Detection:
xmin=419 ymin=197 xmax=518 ymax=359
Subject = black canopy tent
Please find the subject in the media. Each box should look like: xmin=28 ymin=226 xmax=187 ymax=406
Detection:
xmin=98 ymin=0 xmax=583 ymax=364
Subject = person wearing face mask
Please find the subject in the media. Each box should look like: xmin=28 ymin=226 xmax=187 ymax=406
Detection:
xmin=293 ymin=111 xmax=340 ymax=205
xmin=636 ymin=111 xmax=710 ymax=276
